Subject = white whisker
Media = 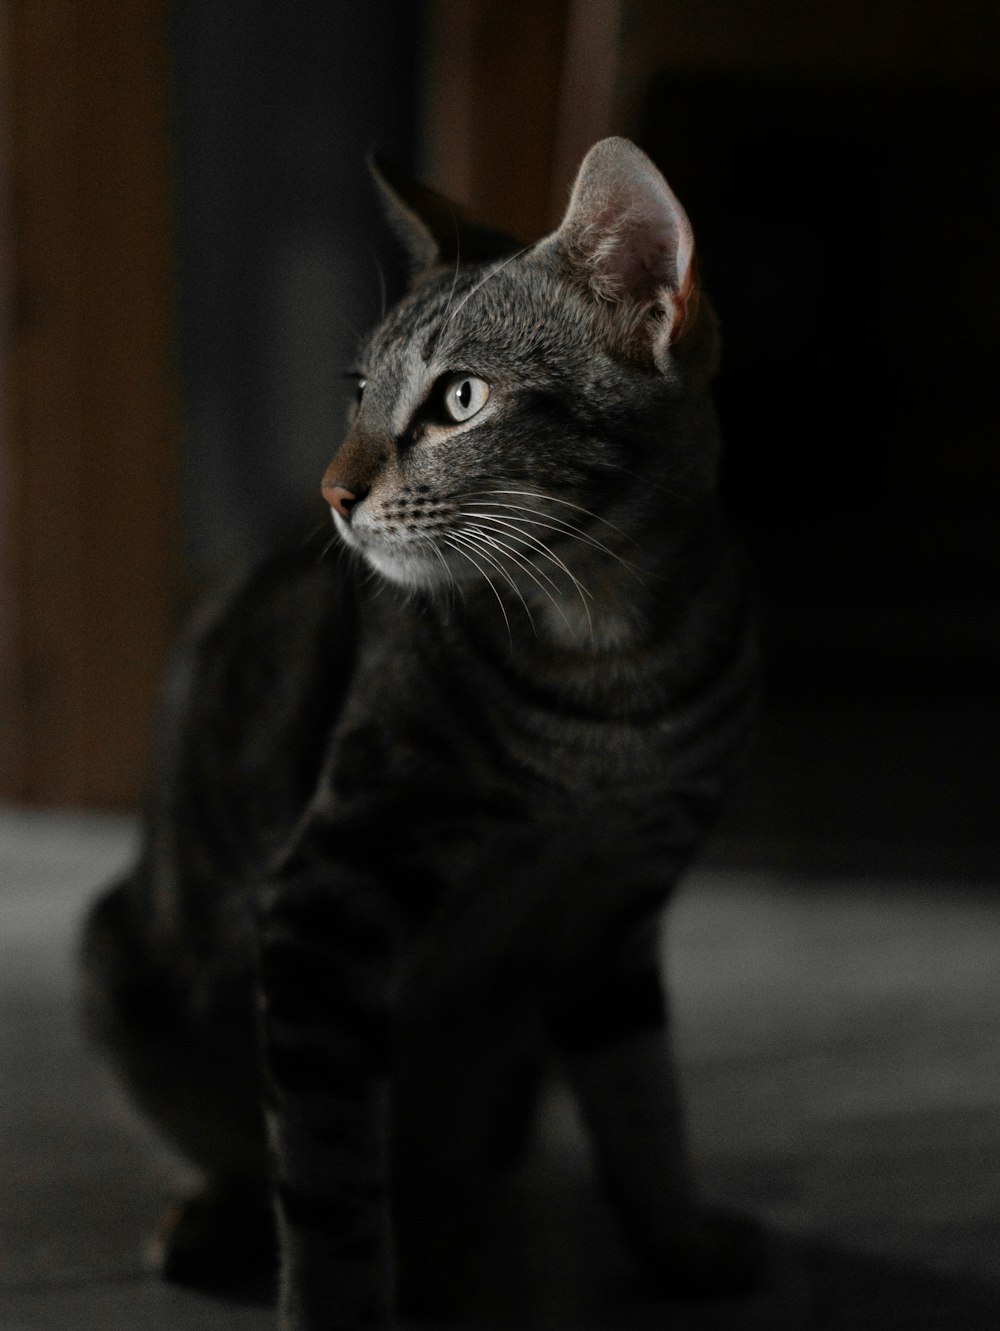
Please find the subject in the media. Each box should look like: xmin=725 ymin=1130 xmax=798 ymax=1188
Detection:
xmin=299 ymin=519 xmax=332 ymax=552
xmin=441 ymin=536 xmax=514 ymax=649
xmin=461 ymin=521 xmax=571 ymax=633
xmin=427 ymin=537 xmax=463 ymax=609
xmin=315 ymin=535 xmax=339 ymax=565
xmin=461 ymin=501 xmax=646 ymax=582
xmin=440 ymin=245 xmax=533 ymax=339
xmin=460 ymin=488 xmax=634 ymax=542
xmin=596 ymin=459 xmax=695 ymax=507
xmin=462 ymin=511 xmax=596 ymax=594
xmin=447 ymin=528 xmax=536 ymax=636
xmin=461 ymin=511 xmax=595 ymax=636
xmin=462 ymin=520 xmax=564 ymax=596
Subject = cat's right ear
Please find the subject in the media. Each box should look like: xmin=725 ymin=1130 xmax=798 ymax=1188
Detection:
xmin=369 ymin=155 xmax=519 ymax=272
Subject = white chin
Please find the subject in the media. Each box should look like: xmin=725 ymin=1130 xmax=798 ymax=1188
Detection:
xmin=362 ymin=546 xmax=449 ymax=592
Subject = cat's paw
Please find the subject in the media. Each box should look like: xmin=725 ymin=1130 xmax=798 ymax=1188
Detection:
xmin=150 ymin=1183 xmax=278 ymax=1305
xmin=653 ymin=1210 xmax=766 ymax=1300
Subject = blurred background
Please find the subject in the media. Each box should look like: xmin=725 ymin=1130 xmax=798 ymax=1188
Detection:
xmin=3 ymin=8 xmax=1000 ymax=1327
xmin=2 ymin=0 xmax=999 ymax=877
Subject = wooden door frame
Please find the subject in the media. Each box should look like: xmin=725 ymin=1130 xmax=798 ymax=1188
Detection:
xmin=422 ymin=0 xmax=627 ymax=240
xmin=2 ymin=0 xmax=179 ymax=805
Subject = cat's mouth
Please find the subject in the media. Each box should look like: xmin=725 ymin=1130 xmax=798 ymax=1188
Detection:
xmin=332 ymin=515 xmax=454 ymax=593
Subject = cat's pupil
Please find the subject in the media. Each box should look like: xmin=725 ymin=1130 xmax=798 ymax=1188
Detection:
xmin=439 ymin=372 xmax=488 ymax=423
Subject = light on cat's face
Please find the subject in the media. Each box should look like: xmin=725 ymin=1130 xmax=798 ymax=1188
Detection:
xmin=320 ymin=255 xmax=644 ymax=609
xmin=320 ymin=136 xmax=718 ymax=640
xmin=348 ymin=371 xmax=490 ymax=426
xmin=321 ymin=360 xmax=505 ymax=594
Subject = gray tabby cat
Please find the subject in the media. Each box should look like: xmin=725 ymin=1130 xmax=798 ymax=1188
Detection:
xmin=82 ymin=137 xmax=761 ymax=1330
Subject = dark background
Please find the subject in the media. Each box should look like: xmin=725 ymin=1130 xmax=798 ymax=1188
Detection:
xmin=639 ymin=68 xmax=1000 ymax=876
xmin=4 ymin=0 xmax=999 ymax=876
xmin=644 ymin=71 xmax=1000 ymax=685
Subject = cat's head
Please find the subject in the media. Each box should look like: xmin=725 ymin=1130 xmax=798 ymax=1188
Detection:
xmin=322 ymin=137 xmax=721 ymax=622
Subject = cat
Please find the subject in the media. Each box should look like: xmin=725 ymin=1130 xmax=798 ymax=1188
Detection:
xmin=81 ymin=136 xmax=761 ymax=1330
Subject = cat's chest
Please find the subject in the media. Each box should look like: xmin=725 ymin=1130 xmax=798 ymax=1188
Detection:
xmin=308 ymin=607 xmax=746 ymax=969
xmin=328 ymin=615 xmax=679 ymax=809
xmin=315 ymin=606 xmax=716 ymax=898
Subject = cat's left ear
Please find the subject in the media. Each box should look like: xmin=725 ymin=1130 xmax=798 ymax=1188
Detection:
xmin=370 ymin=154 xmax=518 ymax=272
xmin=542 ymin=137 xmax=698 ymax=353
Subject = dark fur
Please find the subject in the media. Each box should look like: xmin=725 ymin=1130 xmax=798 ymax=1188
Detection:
xmin=82 ymin=139 xmax=760 ymax=1329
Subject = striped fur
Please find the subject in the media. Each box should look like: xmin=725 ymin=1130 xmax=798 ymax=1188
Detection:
xmin=81 ymin=139 xmax=761 ymax=1329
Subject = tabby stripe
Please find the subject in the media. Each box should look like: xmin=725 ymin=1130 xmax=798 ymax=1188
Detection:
xmin=514 ymin=389 xmax=615 ymax=453
xmin=671 ymin=664 xmax=755 ymax=753
xmin=666 ymin=672 xmax=757 ymax=790
xmin=421 ymin=614 xmax=563 ymax=791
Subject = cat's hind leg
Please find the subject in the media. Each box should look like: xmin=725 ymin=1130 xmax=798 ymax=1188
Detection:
xmin=81 ymin=872 xmax=276 ymax=1297
xmin=547 ymin=912 xmax=765 ymax=1298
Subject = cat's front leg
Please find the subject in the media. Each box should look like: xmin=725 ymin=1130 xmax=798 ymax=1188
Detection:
xmin=257 ymin=827 xmax=401 ymax=1331
xmin=548 ymin=912 xmax=763 ymax=1297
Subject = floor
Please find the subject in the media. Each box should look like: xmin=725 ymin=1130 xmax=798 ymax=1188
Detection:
xmin=3 ymin=804 xmax=1000 ymax=1329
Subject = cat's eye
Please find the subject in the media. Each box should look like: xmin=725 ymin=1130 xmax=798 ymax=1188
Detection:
xmin=441 ymin=374 xmax=490 ymax=423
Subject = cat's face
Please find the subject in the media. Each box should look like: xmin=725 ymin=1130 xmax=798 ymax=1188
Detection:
xmin=322 ymin=139 xmax=719 ymax=615
xmin=324 ymin=261 xmax=658 ymax=593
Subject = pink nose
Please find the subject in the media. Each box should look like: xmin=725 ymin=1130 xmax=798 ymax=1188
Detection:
xmin=322 ymin=481 xmax=359 ymax=521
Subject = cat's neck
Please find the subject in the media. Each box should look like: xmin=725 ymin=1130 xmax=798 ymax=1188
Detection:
xmin=423 ymin=498 xmax=726 ymax=697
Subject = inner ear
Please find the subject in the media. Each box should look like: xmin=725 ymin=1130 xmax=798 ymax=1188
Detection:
xmin=370 ymin=155 xmax=521 ymax=271
xmin=588 ymin=198 xmax=690 ymax=306
xmin=545 ymin=137 xmax=697 ymax=338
